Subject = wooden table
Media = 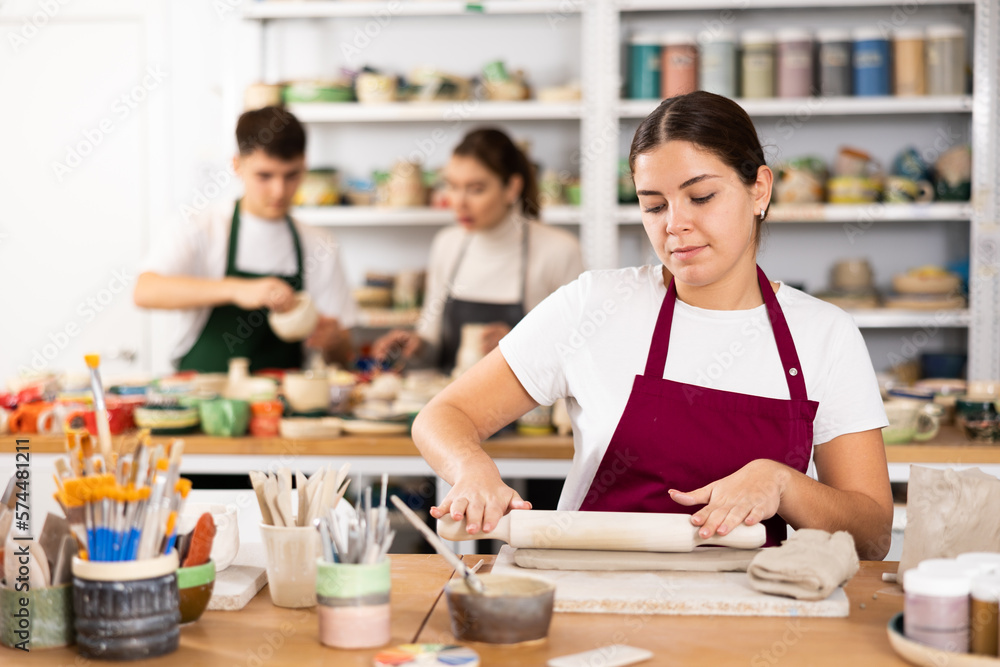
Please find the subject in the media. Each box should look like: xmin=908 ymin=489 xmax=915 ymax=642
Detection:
xmin=3 ymin=555 xmax=914 ymax=666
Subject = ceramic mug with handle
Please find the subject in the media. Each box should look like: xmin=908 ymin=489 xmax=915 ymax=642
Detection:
xmin=9 ymin=402 xmax=57 ymax=434
xmin=882 ymin=399 xmax=942 ymax=444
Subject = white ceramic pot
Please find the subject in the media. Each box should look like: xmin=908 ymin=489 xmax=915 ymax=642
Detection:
xmin=268 ymin=293 xmax=319 ymax=343
xmin=284 ymin=372 xmax=330 ymax=414
xmin=179 ymin=503 xmax=240 ymax=572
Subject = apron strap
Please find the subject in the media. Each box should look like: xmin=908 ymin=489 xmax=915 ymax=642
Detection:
xmin=226 ymin=201 xmax=242 ymax=276
xmin=643 ymin=265 xmax=808 ymax=401
xmin=227 ymin=199 xmax=305 ymax=283
xmin=756 ymin=265 xmax=808 ymax=400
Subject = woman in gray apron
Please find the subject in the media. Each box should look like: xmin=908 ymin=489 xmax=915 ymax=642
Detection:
xmin=372 ymin=128 xmax=584 ymax=372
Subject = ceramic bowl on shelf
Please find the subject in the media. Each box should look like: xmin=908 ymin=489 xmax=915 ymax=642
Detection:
xmin=893 ymin=272 xmax=961 ymax=295
xmin=954 ymin=397 xmax=999 ymax=443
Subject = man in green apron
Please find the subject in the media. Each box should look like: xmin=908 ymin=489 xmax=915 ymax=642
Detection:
xmin=135 ymin=106 xmax=357 ymax=372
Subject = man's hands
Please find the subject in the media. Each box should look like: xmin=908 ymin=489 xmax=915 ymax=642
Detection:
xmin=228 ymin=276 xmax=296 ymax=312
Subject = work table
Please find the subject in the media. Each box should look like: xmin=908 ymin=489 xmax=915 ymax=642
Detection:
xmin=3 ymin=555 xmax=913 ymax=666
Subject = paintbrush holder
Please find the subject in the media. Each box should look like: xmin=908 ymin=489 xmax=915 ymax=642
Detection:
xmin=0 ymin=583 xmax=75 ymax=650
xmin=316 ymin=558 xmax=391 ymax=649
xmin=260 ymin=523 xmax=320 ymax=608
xmin=71 ymin=553 xmax=179 ymax=660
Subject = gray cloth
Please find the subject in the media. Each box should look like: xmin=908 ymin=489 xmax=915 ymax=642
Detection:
xmin=898 ymin=465 xmax=1000 ymax=581
xmin=747 ymin=529 xmax=859 ymax=601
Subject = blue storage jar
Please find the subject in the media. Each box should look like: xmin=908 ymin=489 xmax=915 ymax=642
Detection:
xmin=853 ymin=27 xmax=890 ymax=96
xmin=628 ymin=33 xmax=662 ymax=99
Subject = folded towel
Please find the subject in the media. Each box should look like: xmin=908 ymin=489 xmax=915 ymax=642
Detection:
xmin=747 ymin=529 xmax=859 ymax=601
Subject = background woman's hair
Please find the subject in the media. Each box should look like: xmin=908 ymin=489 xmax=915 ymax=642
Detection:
xmin=628 ymin=91 xmax=769 ymax=245
xmin=453 ymin=127 xmax=541 ymax=219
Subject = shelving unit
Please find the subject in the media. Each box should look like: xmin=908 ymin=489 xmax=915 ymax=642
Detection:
xmin=618 ymin=95 xmax=974 ymax=119
xmin=617 ymin=202 xmax=973 ymax=224
xmin=289 ymin=101 xmax=583 ymax=123
xmin=241 ymin=0 xmax=1000 ymax=378
xmin=293 ymin=204 xmax=580 ymax=226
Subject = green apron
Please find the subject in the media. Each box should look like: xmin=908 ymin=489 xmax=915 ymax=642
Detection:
xmin=178 ymin=200 xmax=305 ymax=373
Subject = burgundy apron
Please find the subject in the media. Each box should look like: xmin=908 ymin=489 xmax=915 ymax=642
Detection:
xmin=579 ymin=265 xmax=818 ymax=547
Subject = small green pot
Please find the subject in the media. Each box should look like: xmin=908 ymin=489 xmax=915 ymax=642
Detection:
xmin=1 ymin=584 xmax=75 ymax=650
xmin=177 ymin=560 xmax=215 ymax=625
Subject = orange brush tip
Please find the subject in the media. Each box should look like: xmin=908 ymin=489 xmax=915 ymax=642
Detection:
xmin=84 ymin=354 xmax=100 ymax=369
xmin=156 ymin=459 xmax=169 ymax=471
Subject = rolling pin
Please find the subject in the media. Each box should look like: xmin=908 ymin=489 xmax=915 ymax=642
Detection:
xmin=437 ymin=510 xmax=765 ymax=552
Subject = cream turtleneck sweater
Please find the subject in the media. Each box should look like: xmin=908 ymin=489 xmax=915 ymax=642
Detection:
xmin=415 ymin=210 xmax=585 ymax=348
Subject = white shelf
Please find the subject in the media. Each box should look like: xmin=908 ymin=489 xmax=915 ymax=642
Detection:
xmin=245 ymin=0 xmax=582 ymax=18
xmin=616 ymin=203 xmax=972 ymax=224
xmin=619 ymin=96 xmax=973 ymax=119
xmin=618 ymin=0 xmax=972 ymax=10
xmin=294 ymin=205 xmax=581 ymax=226
xmin=848 ymin=309 xmax=970 ymax=329
xmin=288 ymin=101 xmax=582 ymax=123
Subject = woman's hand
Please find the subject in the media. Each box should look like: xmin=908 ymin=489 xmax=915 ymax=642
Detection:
xmin=429 ymin=470 xmax=532 ymax=535
xmin=305 ymin=316 xmax=346 ymax=352
xmin=669 ymin=459 xmax=792 ymax=539
xmin=480 ymin=322 xmax=512 ymax=355
xmin=371 ymin=329 xmax=422 ymax=362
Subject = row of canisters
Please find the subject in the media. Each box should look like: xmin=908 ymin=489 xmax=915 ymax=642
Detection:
xmin=627 ymin=25 xmax=967 ymax=100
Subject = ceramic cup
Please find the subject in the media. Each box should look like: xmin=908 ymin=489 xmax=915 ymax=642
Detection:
xmin=955 ymin=398 xmax=999 ymax=443
xmin=1 ymin=583 xmax=75 ymax=650
xmin=882 ymin=399 xmax=942 ymax=444
xmin=268 ymin=292 xmax=319 ymax=343
xmin=225 ymin=377 xmax=278 ymax=403
xmin=198 ymin=399 xmax=250 ymax=437
xmin=885 ymin=176 xmax=935 ymax=203
xmin=8 ymin=402 xmax=56 ymax=434
xmin=176 ymin=559 xmax=215 ymax=625
xmin=179 ymin=503 xmax=240 ymax=572
xmin=831 ymin=259 xmax=874 ymax=292
xmin=0 ymin=408 xmax=9 ymax=435
xmin=260 ymin=523 xmax=320 ymax=608
xmin=72 ymin=553 xmax=180 ymax=661
xmin=283 ymin=372 xmax=329 ymax=414
xmin=316 ymin=558 xmax=391 ymax=649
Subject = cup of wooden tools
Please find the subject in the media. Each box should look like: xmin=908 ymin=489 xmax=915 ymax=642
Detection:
xmin=250 ymin=463 xmax=354 ymax=608
xmin=314 ymin=473 xmax=396 ymax=649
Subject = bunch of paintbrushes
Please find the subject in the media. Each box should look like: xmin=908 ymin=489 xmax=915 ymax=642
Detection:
xmin=316 ymin=473 xmax=395 ymax=565
xmin=52 ymin=433 xmax=191 ymax=562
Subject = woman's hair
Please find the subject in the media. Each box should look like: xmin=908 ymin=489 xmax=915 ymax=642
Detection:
xmin=453 ymin=128 xmax=541 ymax=219
xmin=628 ymin=91 xmax=769 ymax=245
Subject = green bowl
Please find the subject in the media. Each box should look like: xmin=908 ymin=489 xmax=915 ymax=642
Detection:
xmin=177 ymin=560 xmax=215 ymax=625
xmin=283 ymin=83 xmax=354 ymax=104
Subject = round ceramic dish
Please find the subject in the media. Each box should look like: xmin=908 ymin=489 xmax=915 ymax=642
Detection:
xmin=893 ymin=272 xmax=962 ymax=295
xmin=279 ymin=417 xmax=342 ymax=439
xmin=340 ymin=419 xmax=409 ymax=436
xmin=134 ymin=406 xmax=200 ymax=434
xmin=887 ymin=612 xmax=1000 ymax=665
xmin=445 ymin=573 xmax=555 ymax=644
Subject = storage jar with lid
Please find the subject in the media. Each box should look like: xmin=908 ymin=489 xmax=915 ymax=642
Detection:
xmin=661 ymin=32 xmax=698 ymax=98
xmin=698 ymin=30 xmax=737 ymax=97
xmin=926 ymin=24 xmax=966 ymax=95
xmin=816 ymin=29 xmax=852 ymax=97
xmin=776 ymin=28 xmax=813 ymax=98
xmin=852 ymin=27 xmax=890 ymax=96
xmin=741 ymin=30 xmax=775 ymax=99
xmin=904 ymin=567 xmax=971 ymax=653
xmin=893 ymin=28 xmax=926 ymax=96
xmin=628 ymin=33 xmax=662 ymax=99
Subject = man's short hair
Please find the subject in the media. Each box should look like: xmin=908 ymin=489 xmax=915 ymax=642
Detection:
xmin=236 ymin=106 xmax=306 ymax=160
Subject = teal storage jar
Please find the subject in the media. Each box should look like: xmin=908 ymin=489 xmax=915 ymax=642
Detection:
xmin=628 ymin=33 xmax=662 ymax=99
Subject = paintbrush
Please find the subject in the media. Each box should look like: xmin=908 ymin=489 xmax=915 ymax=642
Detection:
xmin=84 ymin=354 xmax=113 ymax=467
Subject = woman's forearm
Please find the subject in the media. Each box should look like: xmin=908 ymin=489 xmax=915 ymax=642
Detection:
xmin=411 ymin=401 xmax=503 ymax=487
xmin=778 ymin=467 xmax=893 ymax=560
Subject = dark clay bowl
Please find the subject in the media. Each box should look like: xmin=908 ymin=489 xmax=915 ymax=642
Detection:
xmin=445 ymin=573 xmax=555 ymax=644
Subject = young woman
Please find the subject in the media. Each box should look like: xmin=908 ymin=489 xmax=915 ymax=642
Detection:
xmin=411 ymin=92 xmax=893 ymax=559
xmin=372 ymin=128 xmax=584 ymax=371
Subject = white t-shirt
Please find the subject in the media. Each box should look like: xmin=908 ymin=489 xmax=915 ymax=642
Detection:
xmin=416 ymin=211 xmax=585 ymax=346
xmin=499 ymin=265 xmax=888 ymax=511
xmin=141 ymin=202 xmax=358 ymax=367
